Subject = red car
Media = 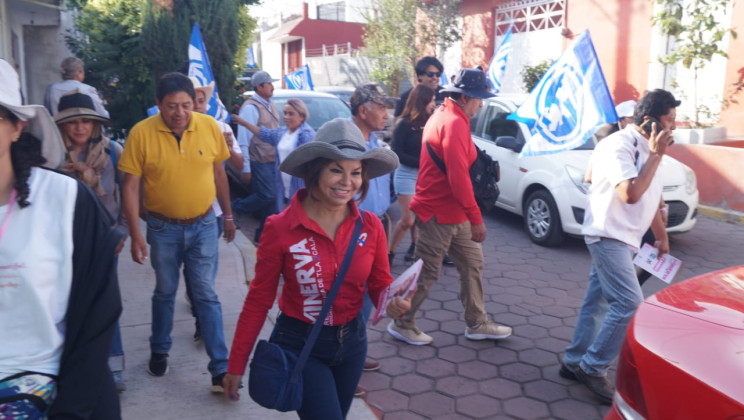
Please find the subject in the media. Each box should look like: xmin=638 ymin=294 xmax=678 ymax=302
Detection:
xmin=606 ymin=265 xmax=744 ymax=419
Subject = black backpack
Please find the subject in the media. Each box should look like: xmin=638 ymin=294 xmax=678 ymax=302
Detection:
xmin=426 ymin=141 xmax=500 ymax=212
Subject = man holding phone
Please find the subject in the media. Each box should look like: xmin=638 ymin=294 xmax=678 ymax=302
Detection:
xmin=560 ymin=89 xmax=680 ymax=404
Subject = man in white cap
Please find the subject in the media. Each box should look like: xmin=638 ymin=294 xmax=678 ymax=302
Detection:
xmin=231 ymin=70 xmax=280 ymax=243
xmin=595 ymin=99 xmax=637 ymax=141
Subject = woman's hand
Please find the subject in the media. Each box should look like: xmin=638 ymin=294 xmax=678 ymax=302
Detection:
xmin=223 ymin=373 xmax=242 ymax=401
xmin=386 ymin=294 xmax=412 ymax=318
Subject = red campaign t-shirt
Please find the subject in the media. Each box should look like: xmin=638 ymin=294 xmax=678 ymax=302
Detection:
xmin=227 ymin=189 xmax=393 ymax=375
xmin=410 ymin=98 xmax=483 ymax=226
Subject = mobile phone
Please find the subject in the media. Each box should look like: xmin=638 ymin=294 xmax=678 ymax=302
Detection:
xmin=641 ymin=117 xmax=661 ymax=136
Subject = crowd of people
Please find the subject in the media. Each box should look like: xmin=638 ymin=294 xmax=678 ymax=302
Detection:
xmin=0 ymin=51 xmax=679 ymax=419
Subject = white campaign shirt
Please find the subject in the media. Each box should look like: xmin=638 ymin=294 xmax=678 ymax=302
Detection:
xmin=211 ymin=120 xmax=242 ymax=217
xmin=0 ymin=168 xmax=76 ymax=379
xmin=582 ymin=126 xmax=663 ymax=250
xmin=277 ymin=130 xmax=299 ymax=199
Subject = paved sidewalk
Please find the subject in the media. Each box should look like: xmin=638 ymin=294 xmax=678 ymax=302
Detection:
xmin=117 ymin=223 xmax=378 ymax=419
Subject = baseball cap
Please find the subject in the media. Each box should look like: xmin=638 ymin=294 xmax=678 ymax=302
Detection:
xmin=349 ymin=83 xmax=397 ymax=114
xmin=615 ymin=100 xmax=637 ymax=118
xmin=250 ymin=70 xmax=278 ymax=86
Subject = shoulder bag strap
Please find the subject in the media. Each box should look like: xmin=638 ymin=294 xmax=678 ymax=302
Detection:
xmin=425 ymin=141 xmax=447 ymax=175
xmin=289 ymin=211 xmax=365 ymax=383
xmin=109 ymin=140 xmax=120 ymax=185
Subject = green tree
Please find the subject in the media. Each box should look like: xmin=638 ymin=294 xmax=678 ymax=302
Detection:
xmin=521 ymin=59 xmax=554 ymax=93
xmin=418 ymin=0 xmax=462 ymax=57
xmin=652 ymin=0 xmax=737 ymax=127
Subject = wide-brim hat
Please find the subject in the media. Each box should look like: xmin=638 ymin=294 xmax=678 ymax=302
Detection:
xmin=280 ymin=118 xmax=399 ymax=179
xmin=0 ymin=59 xmax=65 ymax=169
xmin=189 ymin=76 xmax=215 ymax=99
xmin=440 ymin=68 xmax=495 ymax=99
xmin=53 ymin=89 xmax=111 ymax=125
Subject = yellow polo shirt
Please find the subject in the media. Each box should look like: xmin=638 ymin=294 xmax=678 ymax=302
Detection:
xmin=119 ymin=112 xmax=229 ymax=219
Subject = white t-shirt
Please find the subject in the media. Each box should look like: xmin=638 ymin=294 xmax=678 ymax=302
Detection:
xmin=0 ymin=168 xmax=76 ymax=379
xmin=582 ymin=125 xmax=663 ymax=250
xmin=211 ymin=120 xmax=242 ymax=217
xmin=277 ymin=130 xmax=299 ymax=199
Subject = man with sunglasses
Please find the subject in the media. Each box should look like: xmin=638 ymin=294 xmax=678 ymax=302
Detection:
xmin=394 ymin=56 xmax=444 ymax=119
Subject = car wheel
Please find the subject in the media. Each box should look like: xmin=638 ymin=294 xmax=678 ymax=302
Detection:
xmin=524 ymin=189 xmax=565 ymax=246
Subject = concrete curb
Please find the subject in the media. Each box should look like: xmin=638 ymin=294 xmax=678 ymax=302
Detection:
xmin=697 ymin=205 xmax=744 ymax=226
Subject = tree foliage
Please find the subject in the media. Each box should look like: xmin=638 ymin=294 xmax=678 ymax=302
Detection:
xmin=520 ymin=59 xmax=554 ymax=93
xmin=362 ymin=0 xmax=462 ymax=96
xmin=652 ymin=0 xmax=737 ymax=126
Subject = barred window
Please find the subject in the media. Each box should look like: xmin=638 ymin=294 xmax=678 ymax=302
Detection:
xmin=494 ymin=0 xmax=565 ymax=35
xmin=317 ymin=2 xmax=345 ymax=21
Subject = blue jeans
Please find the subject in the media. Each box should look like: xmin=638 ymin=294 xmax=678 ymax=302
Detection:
xmin=231 ymin=161 xmax=278 ymax=242
xmin=184 ymin=217 xmax=223 ymax=320
xmin=563 ymin=238 xmax=643 ymax=376
xmin=146 ymin=211 xmax=228 ymax=377
xmin=271 ymin=313 xmax=367 ymax=420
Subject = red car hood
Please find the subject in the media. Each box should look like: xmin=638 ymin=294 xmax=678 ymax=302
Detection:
xmin=646 ymin=265 xmax=744 ymax=329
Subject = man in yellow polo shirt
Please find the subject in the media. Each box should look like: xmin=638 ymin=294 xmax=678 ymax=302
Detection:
xmin=119 ymin=72 xmax=235 ymax=392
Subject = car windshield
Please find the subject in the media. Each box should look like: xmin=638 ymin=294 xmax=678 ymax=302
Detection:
xmin=273 ymin=95 xmax=351 ymax=131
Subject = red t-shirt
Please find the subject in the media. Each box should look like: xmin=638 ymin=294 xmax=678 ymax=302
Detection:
xmin=410 ymin=99 xmax=483 ymax=225
xmin=227 ymin=189 xmax=393 ymax=375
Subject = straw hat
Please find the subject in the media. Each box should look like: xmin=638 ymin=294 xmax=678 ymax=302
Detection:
xmin=0 ymin=59 xmax=64 ymax=169
xmin=189 ymin=76 xmax=215 ymax=99
xmin=279 ymin=118 xmax=399 ymax=179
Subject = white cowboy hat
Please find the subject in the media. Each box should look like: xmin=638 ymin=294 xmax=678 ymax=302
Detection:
xmin=279 ymin=118 xmax=399 ymax=179
xmin=0 ymin=59 xmax=65 ymax=169
xmin=189 ymin=76 xmax=215 ymax=99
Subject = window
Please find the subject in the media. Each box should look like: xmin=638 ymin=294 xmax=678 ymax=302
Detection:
xmin=317 ymin=2 xmax=345 ymax=21
xmin=494 ymin=0 xmax=565 ymax=35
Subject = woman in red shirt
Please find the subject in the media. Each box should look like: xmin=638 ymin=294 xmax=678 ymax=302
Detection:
xmin=223 ymin=118 xmax=408 ymax=419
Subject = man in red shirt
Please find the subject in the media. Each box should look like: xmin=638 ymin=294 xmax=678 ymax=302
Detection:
xmin=387 ymin=69 xmax=513 ymax=345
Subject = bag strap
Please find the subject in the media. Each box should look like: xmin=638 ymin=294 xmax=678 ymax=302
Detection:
xmin=289 ymin=211 xmax=365 ymax=383
xmin=425 ymin=141 xmax=447 ymax=175
xmin=109 ymin=140 xmax=120 ymax=185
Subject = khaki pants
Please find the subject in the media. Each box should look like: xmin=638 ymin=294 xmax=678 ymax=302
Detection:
xmin=398 ymin=214 xmax=488 ymax=329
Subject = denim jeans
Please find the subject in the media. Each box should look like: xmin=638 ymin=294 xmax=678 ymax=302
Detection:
xmin=184 ymin=217 xmax=223 ymax=320
xmin=271 ymin=313 xmax=367 ymax=420
xmin=231 ymin=161 xmax=278 ymax=242
xmin=146 ymin=211 xmax=229 ymax=377
xmin=563 ymin=238 xmax=643 ymax=376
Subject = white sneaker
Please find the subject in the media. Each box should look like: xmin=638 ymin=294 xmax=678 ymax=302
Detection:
xmin=465 ymin=321 xmax=512 ymax=340
xmin=387 ymin=321 xmax=433 ymax=345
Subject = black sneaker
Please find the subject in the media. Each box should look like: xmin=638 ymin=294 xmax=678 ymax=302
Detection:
xmin=558 ymin=362 xmax=578 ymax=381
xmin=211 ymin=372 xmax=242 ymax=393
xmin=575 ymin=366 xmax=614 ymax=404
xmin=193 ymin=322 xmax=202 ymax=342
xmin=404 ymin=243 xmax=415 ymax=262
xmin=147 ymin=352 xmax=169 ymax=377
xmin=442 ymin=253 xmax=455 ymax=266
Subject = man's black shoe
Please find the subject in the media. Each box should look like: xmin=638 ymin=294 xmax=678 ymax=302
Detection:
xmin=211 ymin=372 xmax=243 ymax=393
xmin=193 ymin=323 xmax=202 ymax=342
xmin=575 ymin=366 xmax=614 ymax=404
xmin=442 ymin=253 xmax=455 ymax=266
xmin=558 ymin=362 xmax=578 ymax=381
xmin=404 ymin=243 xmax=416 ymax=262
xmin=147 ymin=352 xmax=169 ymax=377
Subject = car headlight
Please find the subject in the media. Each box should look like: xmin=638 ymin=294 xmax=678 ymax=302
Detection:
xmin=565 ymin=165 xmax=590 ymax=194
xmin=684 ymin=166 xmax=697 ymax=195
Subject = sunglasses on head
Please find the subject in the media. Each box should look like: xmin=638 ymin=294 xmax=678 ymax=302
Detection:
xmin=424 ymin=71 xmax=442 ymax=78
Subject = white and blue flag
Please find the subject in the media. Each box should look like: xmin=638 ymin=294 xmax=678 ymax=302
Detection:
xmin=440 ymin=70 xmax=448 ymax=87
xmin=487 ymin=25 xmax=513 ymax=94
xmin=509 ymin=30 xmax=617 ymax=157
xmin=284 ymin=64 xmax=314 ymax=90
xmin=245 ymin=47 xmax=257 ymax=69
xmin=188 ymin=23 xmax=230 ymax=123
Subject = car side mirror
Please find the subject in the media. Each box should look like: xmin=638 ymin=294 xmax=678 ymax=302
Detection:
xmin=496 ymin=136 xmax=523 ymax=153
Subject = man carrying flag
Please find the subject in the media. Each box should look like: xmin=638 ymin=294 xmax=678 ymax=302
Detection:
xmin=486 ymin=25 xmax=513 ymax=94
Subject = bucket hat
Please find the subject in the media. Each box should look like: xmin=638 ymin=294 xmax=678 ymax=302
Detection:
xmin=0 ymin=59 xmax=64 ymax=169
xmin=440 ymin=68 xmax=495 ymax=99
xmin=615 ymin=100 xmax=637 ymax=118
xmin=54 ymin=90 xmax=111 ymax=125
xmin=279 ymin=118 xmax=399 ymax=179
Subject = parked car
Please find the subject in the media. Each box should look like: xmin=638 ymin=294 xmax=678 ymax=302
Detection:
xmin=605 ymin=265 xmax=744 ymax=419
xmin=228 ymin=89 xmax=351 ymax=194
xmin=470 ymin=95 xmax=699 ymax=246
xmin=315 ymin=86 xmax=356 ymax=107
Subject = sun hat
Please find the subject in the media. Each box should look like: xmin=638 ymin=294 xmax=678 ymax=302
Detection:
xmin=250 ymin=70 xmax=278 ymax=86
xmin=53 ymin=90 xmax=111 ymax=125
xmin=615 ymin=100 xmax=637 ymax=118
xmin=279 ymin=118 xmax=399 ymax=179
xmin=349 ymin=84 xmax=397 ymax=114
xmin=189 ymin=76 xmax=215 ymax=99
xmin=440 ymin=68 xmax=495 ymax=100
xmin=0 ymin=59 xmax=65 ymax=169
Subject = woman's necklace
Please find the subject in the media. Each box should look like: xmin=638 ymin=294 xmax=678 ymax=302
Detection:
xmin=0 ymin=189 xmax=17 ymax=242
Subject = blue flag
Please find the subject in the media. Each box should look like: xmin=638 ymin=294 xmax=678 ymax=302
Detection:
xmin=508 ymin=30 xmax=617 ymax=157
xmin=245 ymin=47 xmax=257 ymax=69
xmin=487 ymin=25 xmax=513 ymax=94
xmin=188 ymin=23 xmax=230 ymax=123
xmin=440 ymin=70 xmax=448 ymax=87
xmin=284 ymin=64 xmax=314 ymax=90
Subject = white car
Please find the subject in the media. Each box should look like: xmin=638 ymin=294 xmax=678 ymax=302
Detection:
xmin=470 ymin=96 xmax=699 ymax=246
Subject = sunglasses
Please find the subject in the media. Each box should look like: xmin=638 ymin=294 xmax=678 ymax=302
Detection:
xmin=424 ymin=71 xmax=442 ymax=78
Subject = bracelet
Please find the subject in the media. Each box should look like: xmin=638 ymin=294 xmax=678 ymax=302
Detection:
xmin=222 ymin=214 xmax=233 ymax=219
xmin=224 ymin=218 xmax=235 ymax=223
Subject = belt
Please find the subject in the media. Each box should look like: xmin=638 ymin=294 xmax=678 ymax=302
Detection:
xmin=148 ymin=208 xmax=212 ymax=225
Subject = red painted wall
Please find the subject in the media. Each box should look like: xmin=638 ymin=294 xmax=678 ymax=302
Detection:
xmin=718 ymin=1 xmax=744 ymax=139
xmin=293 ymin=20 xmax=365 ymax=51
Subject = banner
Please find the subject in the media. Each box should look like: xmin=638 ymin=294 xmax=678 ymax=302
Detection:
xmin=284 ymin=64 xmax=314 ymax=90
xmin=487 ymin=25 xmax=513 ymax=94
xmin=188 ymin=23 xmax=230 ymax=123
xmin=508 ymin=30 xmax=617 ymax=157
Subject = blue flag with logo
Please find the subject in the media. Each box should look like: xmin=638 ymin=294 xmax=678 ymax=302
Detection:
xmin=487 ymin=25 xmax=513 ymax=94
xmin=509 ymin=30 xmax=617 ymax=157
xmin=440 ymin=71 xmax=448 ymax=87
xmin=188 ymin=23 xmax=230 ymax=123
xmin=245 ymin=47 xmax=257 ymax=69
xmin=284 ymin=64 xmax=314 ymax=90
